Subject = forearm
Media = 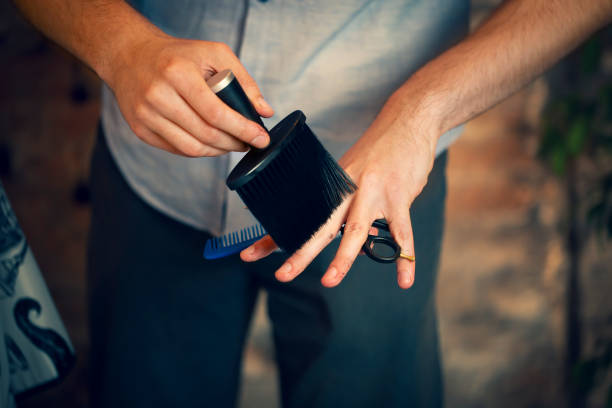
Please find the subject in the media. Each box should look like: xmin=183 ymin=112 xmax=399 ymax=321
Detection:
xmin=11 ymin=0 xmax=166 ymax=82
xmin=398 ymin=0 xmax=612 ymax=136
xmin=12 ymin=0 xmax=273 ymax=156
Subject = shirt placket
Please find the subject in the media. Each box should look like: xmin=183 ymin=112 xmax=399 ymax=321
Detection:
xmin=222 ymin=0 xmax=272 ymax=234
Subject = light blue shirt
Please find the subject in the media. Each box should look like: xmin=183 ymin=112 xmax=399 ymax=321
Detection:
xmin=101 ymin=0 xmax=469 ymax=235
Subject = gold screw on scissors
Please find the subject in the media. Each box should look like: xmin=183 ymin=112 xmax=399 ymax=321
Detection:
xmin=399 ymin=253 xmax=416 ymax=262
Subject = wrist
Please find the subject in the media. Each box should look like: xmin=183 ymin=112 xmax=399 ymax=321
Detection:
xmin=98 ymin=29 xmax=167 ymax=87
xmin=89 ymin=3 xmax=168 ymax=86
xmin=388 ymin=79 xmax=448 ymax=154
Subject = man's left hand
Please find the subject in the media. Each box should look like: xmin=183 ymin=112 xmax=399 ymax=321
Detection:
xmin=241 ymin=90 xmax=439 ymax=289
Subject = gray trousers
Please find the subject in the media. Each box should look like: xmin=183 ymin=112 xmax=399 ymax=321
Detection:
xmin=87 ymin=130 xmax=447 ymax=408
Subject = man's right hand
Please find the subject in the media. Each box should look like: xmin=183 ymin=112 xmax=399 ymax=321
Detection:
xmin=12 ymin=0 xmax=272 ymax=157
xmin=105 ymin=35 xmax=274 ymax=156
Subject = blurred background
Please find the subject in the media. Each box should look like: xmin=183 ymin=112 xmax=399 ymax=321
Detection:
xmin=1 ymin=0 xmax=611 ymax=407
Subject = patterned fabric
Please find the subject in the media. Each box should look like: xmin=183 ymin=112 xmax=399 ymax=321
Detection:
xmin=102 ymin=0 xmax=469 ymax=234
xmin=0 ymin=182 xmax=75 ymax=406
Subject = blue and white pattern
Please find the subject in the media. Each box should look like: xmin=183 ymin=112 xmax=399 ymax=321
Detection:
xmin=0 ymin=182 xmax=75 ymax=407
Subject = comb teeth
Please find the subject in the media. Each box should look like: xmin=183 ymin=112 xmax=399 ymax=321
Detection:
xmin=203 ymin=224 xmax=268 ymax=260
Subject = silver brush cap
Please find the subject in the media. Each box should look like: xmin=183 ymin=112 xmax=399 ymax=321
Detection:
xmin=206 ymin=69 xmax=235 ymax=93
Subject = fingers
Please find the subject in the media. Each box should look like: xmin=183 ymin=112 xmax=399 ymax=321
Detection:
xmin=131 ymin=126 xmax=182 ymax=155
xmin=169 ymin=64 xmax=271 ymax=149
xmin=274 ymin=200 xmax=350 ymax=283
xmin=133 ymin=102 xmax=228 ymax=157
xmin=122 ymin=40 xmax=273 ymax=155
xmin=321 ymin=200 xmax=375 ymax=287
xmin=240 ymin=235 xmax=278 ymax=262
xmin=239 ymin=206 xmax=415 ymax=290
xmin=240 ymin=204 xmax=378 ymax=262
xmin=387 ymin=212 xmax=416 ymax=289
xmin=147 ymin=82 xmax=248 ymax=152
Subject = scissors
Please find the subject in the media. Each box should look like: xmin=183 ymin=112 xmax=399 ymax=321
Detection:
xmin=341 ymin=219 xmax=409 ymax=264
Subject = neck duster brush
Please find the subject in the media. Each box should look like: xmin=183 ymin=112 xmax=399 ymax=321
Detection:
xmin=207 ymin=69 xmax=356 ymax=254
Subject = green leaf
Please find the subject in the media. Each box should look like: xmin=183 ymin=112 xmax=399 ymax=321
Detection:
xmin=551 ymin=145 xmax=567 ymax=175
xmin=567 ymin=116 xmax=589 ymax=156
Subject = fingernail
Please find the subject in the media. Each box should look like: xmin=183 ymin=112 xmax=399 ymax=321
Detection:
xmin=251 ymin=133 xmax=269 ymax=149
xmin=258 ymin=96 xmax=272 ymax=112
xmin=327 ymin=267 xmax=338 ymax=281
xmin=276 ymin=263 xmax=292 ymax=281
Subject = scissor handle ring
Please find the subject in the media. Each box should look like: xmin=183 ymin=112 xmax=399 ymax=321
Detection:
xmin=363 ymin=235 xmax=400 ymax=264
xmin=373 ymin=219 xmax=393 ymax=231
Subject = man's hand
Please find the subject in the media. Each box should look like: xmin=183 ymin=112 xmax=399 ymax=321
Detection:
xmin=240 ymin=0 xmax=612 ymax=288
xmin=12 ymin=0 xmax=273 ymax=157
xmin=106 ymin=35 xmax=274 ymax=156
xmin=241 ymin=89 xmax=439 ymax=289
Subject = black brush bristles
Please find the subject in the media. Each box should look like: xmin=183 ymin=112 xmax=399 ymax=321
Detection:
xmin=235 ymin=121 xmax=356 ymax=253
xmin=208 ymin=72 xmax=357 ymax=255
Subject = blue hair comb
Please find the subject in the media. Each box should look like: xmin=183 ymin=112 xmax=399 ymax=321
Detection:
xmin=203 ymin=223 xmax=267 ymax=260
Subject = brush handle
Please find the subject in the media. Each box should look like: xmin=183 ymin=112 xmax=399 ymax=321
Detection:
xmin=206 ymin=69 xmax=267 ymax=131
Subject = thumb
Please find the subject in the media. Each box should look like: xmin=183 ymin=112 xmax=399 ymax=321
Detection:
xmin=240 ymin=235 xmax=278 ymax=262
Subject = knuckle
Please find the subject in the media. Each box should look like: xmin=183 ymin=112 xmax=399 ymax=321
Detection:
xmin=236 ymin=123 xmax=256 ymax=141
xmin=385 ymin=177 xmax=404 ymax=196
xmin=181 ymin=148 xmax=200 ymax=158
xmin=359 ymin=171 xmax=380 ymax=189
xmin=144 ymin=82 xmax=164 ymax=106
xmin=206 ymin=105 xmax=225 ymax=124
xmin=388 ymin=220 xmax=411 ymax=243
xmin=394 ymin=230 xmax=411 ymax=247
xmin=130 ymin=123 xmax=147 ymax=140
xmin=199 ymin=147 xmax=220 ymax=157
xmin=291 ymin=249 xmax=315 ymax=270
xmin=407 ymin=173 xmax=428 ymax=198
xmin=200 ymin=128 xmax=221 ymax=145
xmin=213 ymin=41 xmax=232 ymax=55
xmin=181 ymin=142 xmax=207 ymax=158
xmin=160 ymin=57 xmax=183 ymax=79
xmin=344 ymin=221 xmax=366 ymax=235
xmin=292 ymin=247 xmax=308 ymax=263
xmin=133 ymin=103 xmax=149 ymax=122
